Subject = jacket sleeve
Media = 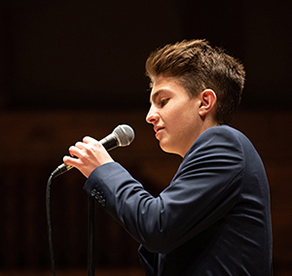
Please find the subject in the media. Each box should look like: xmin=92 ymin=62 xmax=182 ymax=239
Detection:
xmin=83 ymin=127 xmax=244 ymax=253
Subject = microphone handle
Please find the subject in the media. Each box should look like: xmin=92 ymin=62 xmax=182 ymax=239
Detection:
xmin=99 ymin=133 xmax=119 ymax=151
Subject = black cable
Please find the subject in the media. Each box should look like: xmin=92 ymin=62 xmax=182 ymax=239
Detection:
xmin=46 ymin=174 xmax=56 ymax=276
xmin=46 ymin=165 xmax=96 ymax=276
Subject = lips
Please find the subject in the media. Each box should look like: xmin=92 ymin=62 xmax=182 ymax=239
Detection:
xmin=154 ymin=126 xmax=165 ymax=139
xmin=154 ymin=126 xmax=164 ymax=133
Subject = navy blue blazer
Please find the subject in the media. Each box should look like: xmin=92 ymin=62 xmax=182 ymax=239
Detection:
xmin=84 ymin=125 xmax=273 ymax=275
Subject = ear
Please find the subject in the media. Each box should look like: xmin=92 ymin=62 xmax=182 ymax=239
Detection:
xmin=198 ymin=89 xmax=217 ymax=118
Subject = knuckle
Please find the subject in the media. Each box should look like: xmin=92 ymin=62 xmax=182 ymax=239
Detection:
xmin=75 ymin=141 xmax=82 ymax=147
xmin=83 ymin=136 xmax=92 ymax=143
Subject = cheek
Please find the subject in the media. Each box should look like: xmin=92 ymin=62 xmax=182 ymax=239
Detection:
xmin=165 ymin=113 xmax=189 ymax=140
xmin=172 ymin=106 xmax=193 ymax=123
xmin=163 ymin=98 xmax=197 ymax=129
xmin=174 ymin=109 xmax=198 ymax=135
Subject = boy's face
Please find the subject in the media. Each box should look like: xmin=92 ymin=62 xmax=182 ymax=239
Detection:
xmin=146 ymin=76 xmax=203 ymax=157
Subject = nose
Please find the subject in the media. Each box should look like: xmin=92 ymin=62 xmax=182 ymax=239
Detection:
xmin=146 ymin=105 xmax=159 ymax=125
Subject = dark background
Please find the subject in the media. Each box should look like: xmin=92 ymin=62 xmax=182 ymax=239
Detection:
xmin=0 ymin=0 xmax=291 ymax=275
xmin=2 ymin=0 xmax=292 ymax=112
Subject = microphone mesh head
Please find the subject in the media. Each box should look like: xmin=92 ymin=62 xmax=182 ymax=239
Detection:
xmin=113 ymin=124 xmax=135 ymax=147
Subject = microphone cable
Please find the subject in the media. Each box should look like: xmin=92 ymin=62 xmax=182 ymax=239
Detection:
xmin=45 ymin=164 xmax=75 ymax=276
xmin=46 ymin=173 xmax=56 ymax=276
xmin=46 ymin=168 xmax=96 ymax=276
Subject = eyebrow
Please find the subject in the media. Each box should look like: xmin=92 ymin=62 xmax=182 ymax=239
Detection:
xmin=150 ymin=90 xmax=161 ymax=104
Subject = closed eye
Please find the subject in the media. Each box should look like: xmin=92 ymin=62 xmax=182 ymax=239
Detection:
xmin=159 ymin=98 xmax=169 ymax=107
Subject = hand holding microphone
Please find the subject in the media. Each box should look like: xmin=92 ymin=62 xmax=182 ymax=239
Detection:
xmin=52 ymin=124 xmax=135 ymax=178
xmin=64 ymin=136 xmax=114 ymax=178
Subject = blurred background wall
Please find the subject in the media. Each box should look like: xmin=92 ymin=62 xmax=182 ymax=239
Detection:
xmin=0 ymin=0 xmax=291 ymax=275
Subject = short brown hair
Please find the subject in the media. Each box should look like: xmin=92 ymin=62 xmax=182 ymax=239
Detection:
xmin=145 ymin=39 xmax=246 ymax=124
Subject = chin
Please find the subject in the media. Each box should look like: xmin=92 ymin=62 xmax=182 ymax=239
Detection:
xmin=160 ymin=144 xmax=179 ymax=156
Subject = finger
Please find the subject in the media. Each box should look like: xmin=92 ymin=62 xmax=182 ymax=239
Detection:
xmin=68 ymin=145 xmax=84 ymax=158
xmin=75 ymin=141 xmax=97 ymax=158
xmin=83 ymin=136 xmax=99 ymax=145
xmin=75 ymin=141 xmax=86 ymax=149
xmin=63 ymin=155 xmax=81 ymax=167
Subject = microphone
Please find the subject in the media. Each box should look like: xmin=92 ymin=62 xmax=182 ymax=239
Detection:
xmin=51 ymin=124 xmax=135 ymax=178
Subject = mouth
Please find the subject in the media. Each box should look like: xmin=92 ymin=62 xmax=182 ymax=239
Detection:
xmin=154 ymin=126 xmax=164 ymax=133
xmin=154 ymin=126 xmax=164 ymax=138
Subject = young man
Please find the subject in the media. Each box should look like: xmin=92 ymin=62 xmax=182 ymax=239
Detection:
xmin=63 ymin=39 xmax=273 ymax=275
